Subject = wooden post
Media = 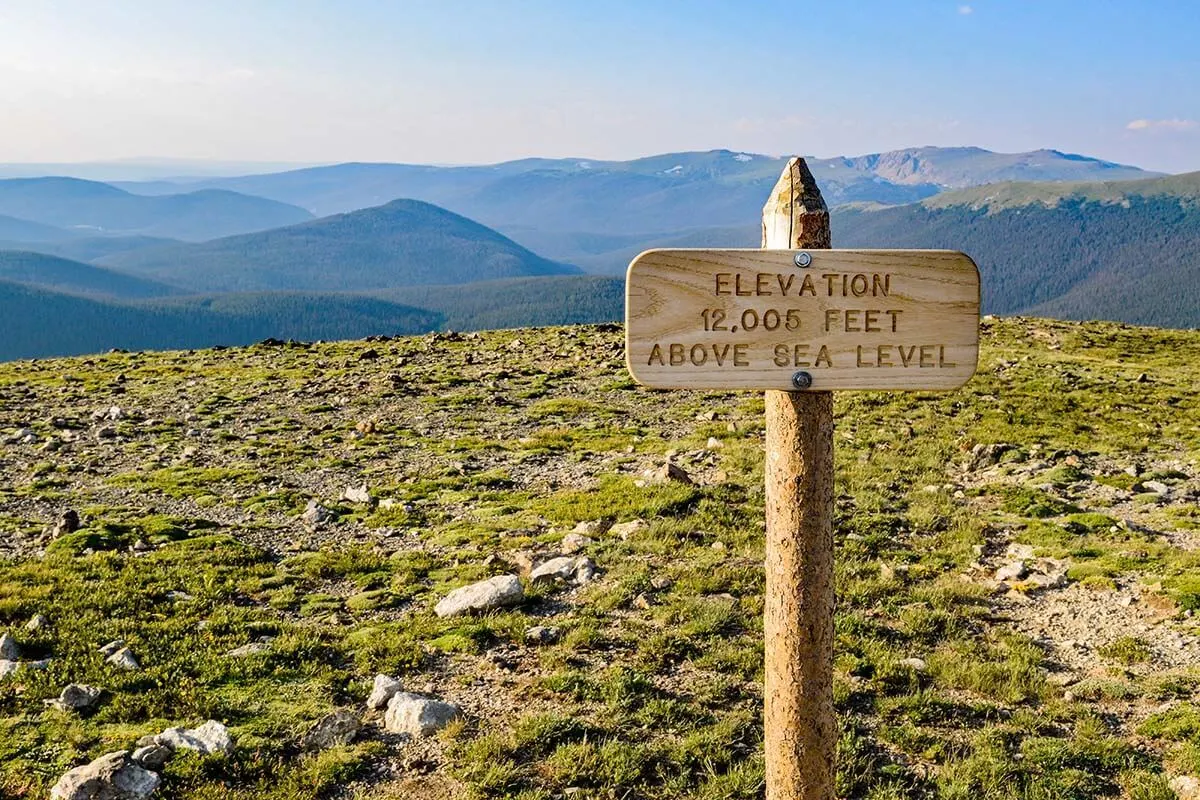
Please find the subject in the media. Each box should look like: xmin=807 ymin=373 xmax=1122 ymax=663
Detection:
xmin=761 ymin=158 xmax=835 ymax=800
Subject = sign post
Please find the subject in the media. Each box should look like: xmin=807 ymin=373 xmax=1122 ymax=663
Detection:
xmin=624 ymin=158 xmax=980 ymax=800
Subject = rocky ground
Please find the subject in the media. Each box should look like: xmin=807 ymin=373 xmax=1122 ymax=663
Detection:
xmin=0 ymin=317 xmax=1198 ymax=799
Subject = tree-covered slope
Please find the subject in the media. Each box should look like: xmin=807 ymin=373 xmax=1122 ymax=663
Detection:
xmin=834 ymin=172 xmax=1200 ymax=328
xmin=0 ymin=177 xmax=313 ymax=241
xmin=0 ymin=251 xmax=182 ymax=299
xmin=99 ymin=199 xmax=580 ymax=292
xmin=0 ymin=280 xmax=443 ymax=361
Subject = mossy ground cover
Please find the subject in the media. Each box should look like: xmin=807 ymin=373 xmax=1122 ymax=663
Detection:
xmin=0 ymin=318 xmax=1196 ymax=798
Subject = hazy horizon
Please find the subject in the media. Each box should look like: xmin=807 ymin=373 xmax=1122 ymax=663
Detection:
xmin=1 ymin=1 xmax=1197 ymax=174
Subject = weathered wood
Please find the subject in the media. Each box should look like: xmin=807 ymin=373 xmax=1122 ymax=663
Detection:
xmin=625 ymin=247 xmax=979 ymax=390
xmin=762 ymin=157 xmax=836 ymax=800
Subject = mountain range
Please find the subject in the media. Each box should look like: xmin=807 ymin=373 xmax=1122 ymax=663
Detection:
xmin=0 ymin=145 xmax=1195 ymax=361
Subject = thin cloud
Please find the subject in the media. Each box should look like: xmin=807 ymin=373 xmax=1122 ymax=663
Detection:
xmin=1126 ymin=118 xmax=1198 ymax=132
xmin=958 ymin=5 xmax=973 ymax=14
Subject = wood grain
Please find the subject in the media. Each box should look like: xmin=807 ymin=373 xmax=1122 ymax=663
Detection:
xmin=761 ymin=157 xmax=836 ymax=800
xmin=625 ymin=247 xmax=980 ymax=391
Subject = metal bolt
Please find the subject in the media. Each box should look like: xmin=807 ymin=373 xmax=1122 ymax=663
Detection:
xmin=794 ymin=251 xmax=812 ymax=268
xmin=791 ymin=371 xmax=813 ymax=390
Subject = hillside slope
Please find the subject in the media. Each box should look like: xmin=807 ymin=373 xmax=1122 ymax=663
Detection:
xmin=0 ymin=251 xmax=182 ymax=299
xmin=0 ymin=318 xmax=1196 ymax=799
xmin=0 ymin=280 xmax=443 ymax=360
xmin=0 ymin=177 xmax=314 ymax=240
xmin=99 ymin=199 xmax=580 ymax=292
xmin=834 ymin=171 xmax=1200 ymax=328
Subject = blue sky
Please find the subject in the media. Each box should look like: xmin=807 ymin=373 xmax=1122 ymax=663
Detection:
xmin=0 ymin=0 xmax=1196 ymax=171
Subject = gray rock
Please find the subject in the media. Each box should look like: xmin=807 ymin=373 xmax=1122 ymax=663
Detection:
xmin=301 ymin=710 xmax=361 ymax=751
xmin=434 ymin=575 xmax=524 ymax=618
xmin=899 ymin=657 xmax=928 ymax=672
xmin=341 ymin=485 xmax=373 ymax=505
xmin=50 ymin=751 xmax=159 ymax=800
xmin=131 ymin=744 xmax=173 ymax=771
xmin=301 ymin=500 xmax=334 ymax=528
xmin=155 ymin=720 xmax=234 ymax=756
xmin=560 ymin=533 xmax=592 ymax=555
xmin=572 ymin=520 xmax=609 ymax=537
xmin=610 ymin=520 xmax=647 ymax=540
xmin=106 ymin=647 xmax=140 ymax=671
xmin=225 ymin=641 xmax=271 ymax=658
xmin=367 ymin=674 xmax=403 ymax=710
xmin=48 ymin=684 xmax=103 ymax=712
xmin=529 ymin=556 xmax=598 ymax=587
xmin=26 ymin=614 xmax=50 ymax=631
xmin=383 ymin=693 xmax=461 ymax=737
xmin=98 ymin=639 xmax=125 ymax=657
xmin=1143 ymin=480 xmax=1172 ymax=495
xmin=0 ymin=660 xmax=18 ymax=679
xmin=0 ymin=633 xmax=19 ymax=660
xmin=26 ymin=658 xmax=52 ymax=671
xmin=524 ymin=625 xmax=560 ymax=645
xmin=994 ymin=561 xmax=1028 ymax=582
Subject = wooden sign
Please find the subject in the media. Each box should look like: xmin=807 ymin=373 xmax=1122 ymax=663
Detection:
xmin=625 ymin=248 xmax=980 ymax=391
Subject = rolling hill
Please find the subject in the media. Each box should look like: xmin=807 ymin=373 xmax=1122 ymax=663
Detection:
xmin=0 ymin=177 xmax=313 ymax=240
xmin=833 ymin=171 xmax=1200 ymax=328
xmin=98 ymin=199 xmax=581 ymax=293
xmin=0 ymin=251 xmax=182 ymax=299
xmin=0 ymin=234 xmax=183 ymax=263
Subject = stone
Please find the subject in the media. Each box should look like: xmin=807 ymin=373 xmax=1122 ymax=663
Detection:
xmin=899 ymin=657 xmax=928 ymax=672
xmin=1142 ymin=480 xmax=1172 ymax=495
xmin=1170 ymin=775 xmax=1200 ymax=800
xmin=0 ymin=660 xmax=18 ymax=679
xmin=384 ymin=693 xmax=461 ymax=738
xmin=367 ymin=674 xmax=404 ymax=710
xmin=48 ymin=684 xmax=103 ymax=712
xmin=131 ymin=744 xmax=173 ymax=771
xmin=0 ymin=632 xmax=19 ymax=660
xmin=1005 ymin=543 xmax=1036 ymax=560
xmin=106 ymin=647 xmax=141 ymax=670
xmin=529 ymin=556 xmax=598 ymax=587
xmin=705 ymin=437 xmax=724 ymax=450
xmin=572 ymin=519 xmax=610 ymax=537
xmin=301 ymin=710 xmax=361 ymax=751
xmin=434 ymin=575 xmax=524 ymax=618
xmin=49 ymin=751 xmax=159 ymax=800
xmin=155 ymin=720 xmax=234 ymax=756
xmin=649 ymin=462 xmax=692 ymax=485
xmin=225 ymin=641 xmax=272 ymax=658
xmin=53 ymin=510 xmax=81 ymax=538
xmin=994 ymin=561 xmax=1028 ymax=582
xmin=610 ymin=520 xmax=647 ymax=540
xmin=98 ymin=639 xmax=125 ymax=657
xmin=342 ymin=484 xmax=373 ymax=505
xmin=524 ymin=625 xmax=560 ymax=645
xmin=26 ymin=614 xmax=50 ymax=631
xmin=560 ymin=533 xmax=591 ymax=555
xmin=301 ymin=501 xmax=334 ymax=528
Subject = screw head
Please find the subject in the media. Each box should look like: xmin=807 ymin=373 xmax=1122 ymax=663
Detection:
xmin=791 ymin=371 xmax=813 ymax=390
xmin=794 ymin=251 xmax=812 ymax=268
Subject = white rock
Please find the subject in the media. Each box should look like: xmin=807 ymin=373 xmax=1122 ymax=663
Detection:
xmin=0 ymin=660 xmax=18 ymax=679
xmin=705 ymin=437 xmax=724 ymax=450
xmin=107 ymin=647 xmax=141 ymax=670
xmin=301 ymin=501 xmax=334 ymax=527
xmin=367 ymin=674 xmax=403 ymax=710
xmin=156 ymin=720 xmax=234 ymax=756
xmin=225 ymin=641 xmax=272 ymax=658
xmin=26 ymin=614 xmax=50 ymax=631
xmin=529 ymin=556 xmax=598 ymax=587
xmin=383 ymin=692 xmax=461 ymax=737
xmin=1143 ymin=480 xmax=1172 ymax=495
xmin=0 ymin=633 xmax=19 ymax=660
xmin=50 ymin=751 xmax=159 ymax=800
xmin=994 ymin=561 xmax=1028 ymax=582
xmin=98 ymin=639 xmax=125 ymax=657
xmin=1005 ymin=543 xmax=1036 ymax=560
xmin=560 ymin=533 xmax=591 ymax=555
xmin=610 ymin=520 xmax=647 ymax=540
xmin=342 ymin=484 xmax=373 ymax=505
xmin=899 ymin=657 xmax=928 ymax=672
xmin=1170 ymin=775 xmax=1200 ymax=800
xmin=434 ymin=575 xmax=524 ymax=618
